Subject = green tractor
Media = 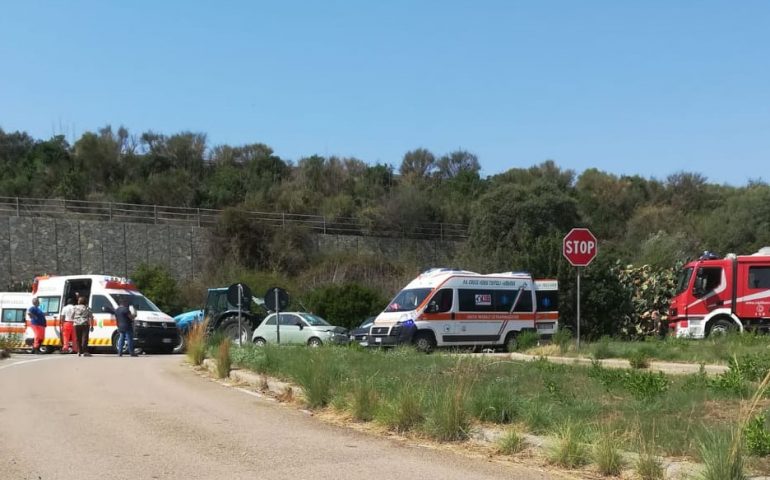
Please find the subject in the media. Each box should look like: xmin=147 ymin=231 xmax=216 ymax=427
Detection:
xmin=173 ymin=287 xmax=265 ymax=353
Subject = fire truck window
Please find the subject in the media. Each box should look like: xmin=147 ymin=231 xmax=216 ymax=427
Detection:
xmin=749 ymin=267 xmax=770 ymax=289
xmin=699 ymin=267 xmax=723 ymax=292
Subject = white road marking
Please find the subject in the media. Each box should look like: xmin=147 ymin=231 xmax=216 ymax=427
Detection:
xmin=0 ymin=356 xmax=62 ymax=371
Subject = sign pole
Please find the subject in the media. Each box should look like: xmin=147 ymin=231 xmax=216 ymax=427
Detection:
xmin=576 ymin=267 xmax=581 ymax=350
xmin=275 ymin=288 xmax=281 ymax=344
xmin=237 ymin=284 xmax=243 ymax=347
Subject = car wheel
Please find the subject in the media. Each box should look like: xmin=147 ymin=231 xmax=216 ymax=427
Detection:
xmin=307 ymin=337 xmax=323 ymax=348
xmin=173 ymin=334 xmax=186 ymax=354
xmin=253 ymin=337 xmax=267 ymax=347
xmin=218 ymin=317 xmax=252 ymax=345
xmin=413 ymin=331 xmax=436 ymax=353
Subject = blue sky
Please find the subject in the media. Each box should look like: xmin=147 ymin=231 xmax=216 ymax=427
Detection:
xmin=1 ymin=1 xmax=768 ymax=186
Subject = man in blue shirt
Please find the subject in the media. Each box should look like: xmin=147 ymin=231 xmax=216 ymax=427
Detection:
xmin=28 ymin=298 xmax=47 ymax=354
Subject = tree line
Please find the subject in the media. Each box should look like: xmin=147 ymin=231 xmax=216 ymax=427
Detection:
xmin=3 ymin=125 xmax=769 ymax=337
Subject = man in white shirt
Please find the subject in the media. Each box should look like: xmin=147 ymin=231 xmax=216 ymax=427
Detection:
xmin=59 ymin=297 xmax=77 ymax=354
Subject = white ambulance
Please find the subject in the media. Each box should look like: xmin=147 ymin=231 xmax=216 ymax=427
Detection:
xmin=368 ymin=268 xmax=559 ymax=352
xmin=0 ymin=292 xmax=33 ymax=349
xmin=30 ymin=275 xmax=179 ymax=354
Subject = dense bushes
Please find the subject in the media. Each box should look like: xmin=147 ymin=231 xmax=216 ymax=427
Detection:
xmin=303 ymin=283 xmax=387 ymax=330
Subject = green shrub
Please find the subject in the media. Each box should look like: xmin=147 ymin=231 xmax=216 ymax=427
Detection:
xmin=698 ymin=428 xmax=746 ymax=480
xmin=303 ymin=283 xmax=386 ymax=330
xmin=131 ymin=263 xmax=183 ymax=315
xmin=295 ymin=352 xmax=341 ymax=408
xmin=622 ymin=371 xmax=669 ymax=400
xmin=710 ymin=368 xmax=750 ymax=398
xmin=628 ymin=350 xmax=651 ymax=369
xmin=592 ymin=427 xmax=625 ymax=476
xmin=376 ymin=383 xmax=424 ymax=433
xmin=592 ymin=336 xmax=616 ymax=360
xmin=351 ymin=378 xmax=379 ymax=421
xmin=497 ymin=429 xmax=525 ymax=455
xmin=515 ymin=330 xmax=540 ymax=351
xmin=635 ymin=451 xmax=664 ymax=480
xmin=215 ymin=337 xmax=231 ymax=379
xmin=548 ymin=421 xmax=589 ymax=468
xmin=553 ymin=327 xmax=573 ymax=354
xmin=744 ymin=413 xmax=770 ymax=457
xmin=471 ymin=383 xmax=520 ymax=423
xmin=423 ymin=383 xmax=470 ymax=441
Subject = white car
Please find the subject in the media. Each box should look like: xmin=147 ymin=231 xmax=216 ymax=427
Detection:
xmin=251 ymin=312 xmax=349 ymax=347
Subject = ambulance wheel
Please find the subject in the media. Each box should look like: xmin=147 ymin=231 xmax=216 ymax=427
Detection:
xmin=413 ymin=331 xmax=436 ymax=353
xmin=708 ymin=318 xmax=736 ymax=337
xmin=38 ymin=345 xmax=54 ymax=354
xmin=505 ymin=332 xmax=518 ymax=352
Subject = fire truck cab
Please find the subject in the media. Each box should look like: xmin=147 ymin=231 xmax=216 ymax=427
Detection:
xmin=668 ymin=248 xmax=770 ymax=338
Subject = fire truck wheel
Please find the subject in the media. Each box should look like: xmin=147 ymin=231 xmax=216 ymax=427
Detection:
xmin=413 ymin=331 xmax=436 ymax=353
xmin=708 ymin=318 xmax=736 ymax=337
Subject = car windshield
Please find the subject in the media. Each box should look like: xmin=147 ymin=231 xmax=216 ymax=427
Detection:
xmin=675 ymin=267 xmax=694 ymax=295
xmin=299 ymin=313 xmax=331 ymax=327
xmin=110 ymin=294 xmax=162 ymax=312
xmin=385 ymin=288 xmax=432 ymax=312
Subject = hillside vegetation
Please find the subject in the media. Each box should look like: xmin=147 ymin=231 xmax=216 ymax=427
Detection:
xmin=2 ymin=126 xmax=769 ymax=336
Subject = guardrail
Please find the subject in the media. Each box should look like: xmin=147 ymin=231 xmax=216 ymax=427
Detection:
xmin=0 ymin=196 xmax=468 ymax=241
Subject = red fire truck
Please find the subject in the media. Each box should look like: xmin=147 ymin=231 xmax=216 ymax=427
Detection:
xmin=668 ymin=247 xmax=770 ymax=338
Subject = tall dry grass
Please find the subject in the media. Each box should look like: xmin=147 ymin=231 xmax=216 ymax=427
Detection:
xmin=186 ymin=320 xmax=208 ymax=366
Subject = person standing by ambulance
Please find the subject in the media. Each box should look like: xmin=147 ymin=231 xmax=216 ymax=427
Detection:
xmin=72 ymin=297 xmax=94 ymax=357
xmin=115 ymin=298 xmax=137 ymax=357
xmin=59 ymin=297 xmax=77 ymax=354
xmin=27 ymin=297 xmax=47 ymax=354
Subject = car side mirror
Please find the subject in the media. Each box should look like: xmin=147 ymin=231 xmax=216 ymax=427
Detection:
xmin=297 ymin=321 xmax=304 ymax=330
xmin=426 ymin=301 xmax=438 ymax=314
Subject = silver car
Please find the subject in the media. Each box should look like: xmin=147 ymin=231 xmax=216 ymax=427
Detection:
xmin=251 ymin=312 xmax=349 ymax=347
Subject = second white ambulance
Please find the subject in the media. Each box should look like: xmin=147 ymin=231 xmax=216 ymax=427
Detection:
xmin=368 ymin=268 xmax=559 ymax=352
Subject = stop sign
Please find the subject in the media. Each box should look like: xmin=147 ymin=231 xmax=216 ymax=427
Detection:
xmin=563 ymin=228 xmax=598 ymax=267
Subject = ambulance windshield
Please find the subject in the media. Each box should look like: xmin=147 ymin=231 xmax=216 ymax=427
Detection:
xmin=110 ymin=294 xmax=162 ymax=312
xmin=385 ymin=288 xmax=432 ymax=313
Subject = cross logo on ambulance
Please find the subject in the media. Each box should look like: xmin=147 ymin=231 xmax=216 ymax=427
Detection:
xmin=475 ymin=294 xmax=492 ymax=306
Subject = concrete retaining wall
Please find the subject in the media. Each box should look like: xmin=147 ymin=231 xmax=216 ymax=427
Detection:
xmin=0 ymin=217 xmax=460 ymax=288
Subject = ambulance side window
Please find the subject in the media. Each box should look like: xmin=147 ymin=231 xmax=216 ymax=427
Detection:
xmin=38 ymin=296 xmax=61 ymax=315
xmin=511 ymin=290 xmax=533 ymax=312
xmin=536 ymin=291 xmax=559 ymax=311
xmin=91 ymin=295 xmax=114 ymax=313
xmin=428 ymin=289 xmax=453 ymax=313
xmin=749 ymin=267 xmax=770 ymax=289
xmin=1 ymin=309 xmax=26 ymax=323
xmin=458 ymin=289 xmax=495 ymax=312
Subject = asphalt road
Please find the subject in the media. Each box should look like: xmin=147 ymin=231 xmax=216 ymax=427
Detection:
xmin=0 ymin=354 xmax=567 ymax=480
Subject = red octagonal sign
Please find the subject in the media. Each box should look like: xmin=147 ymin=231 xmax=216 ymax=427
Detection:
xmin=563 ymin=228 xmax=598 ymax=267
